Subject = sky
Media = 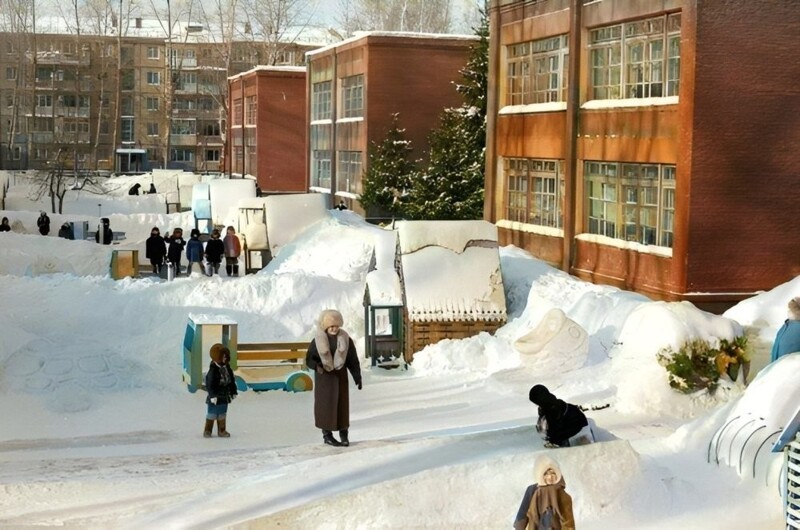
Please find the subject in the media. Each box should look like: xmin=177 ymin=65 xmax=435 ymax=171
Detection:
xmin=0 ymin=170 xmax=797 ymax=529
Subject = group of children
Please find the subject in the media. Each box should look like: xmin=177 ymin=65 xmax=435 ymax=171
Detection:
xmin=145 ymin=225 xmax=242 ymax=278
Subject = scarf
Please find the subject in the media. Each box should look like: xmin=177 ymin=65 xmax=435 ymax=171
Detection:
xmin=217 ymin=362 xmax=232 ymax=386
xmin=314 ymin=328 xmax=349 ymax=371
xmin=530 ymin=479 xmax=567 ymax=529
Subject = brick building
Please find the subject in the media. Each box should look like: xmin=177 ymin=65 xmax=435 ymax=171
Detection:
xmin=228 ymin=66 xmax=307 ymax=193
xmin=485 ymin=0 xmax=800 ymax=308
xmin=305 ymin=32 xmax=477 ymax=211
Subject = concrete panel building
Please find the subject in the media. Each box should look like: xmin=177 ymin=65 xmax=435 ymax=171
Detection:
xmin=485 ymin=0 xmax=800 ymax=309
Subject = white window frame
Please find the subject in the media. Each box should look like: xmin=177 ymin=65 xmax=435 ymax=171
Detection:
xmin=311 ymin=149 xmax=331 ymax=189
xmin=146 ymin=71 xmax=161 ymax=85
xmin=585 ymin=161 xmax=676 ymax=247
xmin=312 ymin=81 xmax=332 ymax=120
xmin=337 ymin=150 xmax=362 ymax=194
xmin=341 ymin=75 xmax=364 ymax=119
xmin=505 ymin=158 xmax=564 ymax=228
xmin=506 ymin=35 xmax=569 ymax=106
xmin=589 ymin=13 xmax=681 ymax=101
xmin=147 ymin=46 xmax=160 ymax=60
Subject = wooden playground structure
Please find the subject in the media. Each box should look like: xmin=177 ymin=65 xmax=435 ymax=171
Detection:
xmin=182 ymin=315 xmax=313 ymax=393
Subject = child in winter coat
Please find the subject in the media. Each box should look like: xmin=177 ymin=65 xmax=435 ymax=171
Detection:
xmin=513 ymin=455 xmax=575 ymax=530
xmin=164 ymin=228 xmax=186 ymax=276
xmin=185 ymin=228 xmax=204 ymax=275
xmin=770 ymin=297 xmax=800 ymax=362
xmin=145 ymin=227 xmax=166 ymax=275
xmin=222 ymin=226 xmax=241 ymax=277
xmin=529 ymin=385 xmax=590 ymax=448
xmin=204 ymin=228 xmax=225 ymax=276
xmin=204 ymin=343 xmax=237 ymax=438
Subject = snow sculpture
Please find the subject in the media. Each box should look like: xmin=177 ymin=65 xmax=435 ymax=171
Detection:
xmin=513 ymin=308 xmax=588 ymax=372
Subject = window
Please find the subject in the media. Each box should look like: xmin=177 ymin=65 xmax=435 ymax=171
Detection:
xmin=12 ymin=146 xmax=21 ymax=160
xmin=121 ymin=118 xmax=134 ymax=142
xmin=147 ymin=122 xmax=159 ymax=136
xmin=5 ymin=66 xmax=16 ymax=80
xmin=170 ymin=119 xmax=196 ymax=135
xmin=170 ymin=148 xmax=194 ymax=162
xmin=245 ymin=96 xmax=257 ymax=125
xmin=232 ymin=99 xmax=243 ymax=126
xmin=312 ymin=81 xmax=332 ymax=120
xmin=201 ymin=122 xmax=220 ymax=136
xmin=585 ymin=161 xmax=676 ymax=247
xmin=206 ymin=149 xmax=220 ymax=161
xmin=146 ymin=71 xmax=160 ymax=85
xmin=337 ymin=151 xmax=362 ymax=194
xmin=173 ymin=98 xmax=197 ymax=111
xmin=311 ymin=150 xmax=331 ymax=188
xmin=147 ymin=46 xmax=160 ymax=60
xmin=590 ymin=13 xmax=681 ymax=100
xmin=146 ymin=97 xmax=159 ymax=111
xmin=121 ymin=70 xmax=135 ymax=91
xmin=341 ymin=75 xmax=364 ymax=118
xmin=176 ymin=72 xmax=196 ymax=90
xmin=505 ymin=158 xmax=564 ymax=228
xmin=5 ymin=95 xmax=12 ymax=107
xmin=506 ymin=35 xmax=569 ymax=105
xmin=34 ymin=148 xmax=48 ymax=159
xmin=37 ymin=94 xmax=53 ymax=107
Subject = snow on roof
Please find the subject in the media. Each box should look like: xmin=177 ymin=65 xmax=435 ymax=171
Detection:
xmin=397 ymin=221 xmax=506 ymax=322
xmin=366 ymin=228 xmax=402 ymax=306
xmin=228 ymin=65 xmax=306 ymax=81
xmin=306 ymin=30 xmax=478 ymax=58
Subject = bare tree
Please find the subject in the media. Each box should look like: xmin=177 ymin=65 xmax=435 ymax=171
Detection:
xmin=28 ymin=146 xmax=105 ymax=213
xmin=241 ymin=0 xmax=316 ymax=65
xmin=336 ymin=0 xmax=453 ymax=36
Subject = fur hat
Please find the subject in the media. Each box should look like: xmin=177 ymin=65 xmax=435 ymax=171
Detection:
xmin=318 ymin=309 xmax=344 ymax=331
xmin=529 ymin=384 xmax=554 ymax=406
xmin=789 ymin=297 xmax=800 ymax=321
xmin=533 ymin=455 xmax=564 ymax=486
xmin=209 ymin=343 xmax=229 ymax=363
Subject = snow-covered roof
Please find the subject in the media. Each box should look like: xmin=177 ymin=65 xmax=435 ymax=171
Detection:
xmin=306 ymin=30 xmax=478 ymax=58
xmin=365 ymin=228 xmax=402 ymax=306
xmin=397 ymin=221 xmax=507 ymax=322
xmin=228 ymin=65 xmax=306 ymax=81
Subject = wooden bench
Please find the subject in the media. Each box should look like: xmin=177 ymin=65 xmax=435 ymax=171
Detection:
xmin=233 ymin=341 xmax=313 ymax=392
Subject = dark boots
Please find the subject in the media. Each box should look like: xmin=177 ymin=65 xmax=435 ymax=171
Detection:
xmin=322 ymin=430 xmax=342 ymax=446
xmin=217 ymin=418 xmax=231 ymax=438
xmin=203 ymin=419 xmax=214 ymax=438
xmin=226 ymin=264 xmax=232 ymax=276
xmin=339 ymin=429 xmax=350 ymax=447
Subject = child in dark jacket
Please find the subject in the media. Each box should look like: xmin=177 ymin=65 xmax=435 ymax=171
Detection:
xmin=529 ymin=385 xmax=590 ymax=448
xmin=185 ymin=228 xmax=204 ymax=275
xmin=164 ymin=228 xmax=185 ymax=276
xmin=204 ymin=228 xmax=225 ymax=276
xmin=145 ymin=227 xmax=166 ymax=275
xmin=204 ymin=343 xmax=237 ymax=438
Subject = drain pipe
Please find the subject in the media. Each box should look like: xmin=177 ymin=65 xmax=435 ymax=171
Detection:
xmin=562 ymin=0 xmax=582 ymax=273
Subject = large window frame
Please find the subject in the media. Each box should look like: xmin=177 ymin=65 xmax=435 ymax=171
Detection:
xmin=506 ymin=35 xmax=569 ymax=105
xmin=337 ymin=150 xmax=362 ymax=194
xmin=311 ymin=149 xmax=332 ymax=189
xmin=589 ymin=13 xmax=681 ymax=100
xmin=312 ymin=80 xmax=332 ymax=120
xmin=505 ymin=158 xmax=564 ymax=228
xmin=585 ymin=161 xmax=675 ymax=247
xmin=245 ymin=96 xmax=257 ymax=126
xmin=341 ymin=75 xmax=364 ymax=118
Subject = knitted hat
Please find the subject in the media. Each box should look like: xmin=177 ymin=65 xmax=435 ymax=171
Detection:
xmin=318 ymin=309 xmax=344 ymax=331
xmin=209 ymin=343 xmax=229 ymax=363
xmin=789 ymin=297 xmax=800 ymax=321
xmin=529 ymin=384 xmax=554 ymax=406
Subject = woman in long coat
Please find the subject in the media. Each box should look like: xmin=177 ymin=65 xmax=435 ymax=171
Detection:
xmin=305 ymin=309 xmax=362 ymax=447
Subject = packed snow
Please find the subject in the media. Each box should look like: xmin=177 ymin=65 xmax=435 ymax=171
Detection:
xmin=0 ymin=171 xmax=797 ymax=529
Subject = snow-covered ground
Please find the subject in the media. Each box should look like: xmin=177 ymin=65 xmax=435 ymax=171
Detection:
xmin=0 ymin=171 xmax=796 ymax=529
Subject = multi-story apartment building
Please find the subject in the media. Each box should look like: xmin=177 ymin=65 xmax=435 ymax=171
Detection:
xmin=0 ymin=18 xmax=324 ymax=174
xmin=228 ymin=66 xmax=308 ymax=193
xmin=305 ymin=32 xmax=477 ymax=211
xmin=485 ymin=0 xmax=800 ymax=308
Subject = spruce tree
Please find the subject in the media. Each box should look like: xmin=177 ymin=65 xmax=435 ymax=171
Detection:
xmin=402 ymin=8 xmax=488 ymax=221
xmin=359 ymin=114 xmax=416 ymax=219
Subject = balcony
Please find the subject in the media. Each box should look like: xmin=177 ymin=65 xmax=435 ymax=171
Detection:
xmin=31 ymin=132 xmax=54 ymax=143
xmin=197 ymin=135 xmax=223 ymax=146
xmin=169 ymin=134 xmax=198 ymax=146
xmin=30 ymin=51 xmax=90 ymax=66
xmin=56 ymin=107 xmax=90 ymax=118
xmin=175 ymin=83 xmax=197 ymax=94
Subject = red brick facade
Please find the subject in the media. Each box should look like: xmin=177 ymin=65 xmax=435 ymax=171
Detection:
xmin=228 ymin=67 xmax=307 ymax=193
xmin=486 ymin=0 xmax=800 ymax=307
xmin=306 ymin=33 xmax=476 ymax=212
